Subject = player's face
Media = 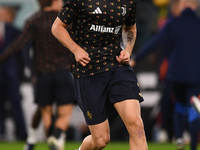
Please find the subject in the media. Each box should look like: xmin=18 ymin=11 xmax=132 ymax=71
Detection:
xmin=170 ymin=1 xmax=181 ymax=17
xmin=0 ymin=7 xmax=14 ymax=23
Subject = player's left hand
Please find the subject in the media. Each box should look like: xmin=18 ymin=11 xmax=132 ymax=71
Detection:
xmin=116 ymin=50 xmax=130 ymax=64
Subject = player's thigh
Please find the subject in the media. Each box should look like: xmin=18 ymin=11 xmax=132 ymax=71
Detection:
xmin=57 ymin=104 xmax=73 ymax=117
xmin=40 ymin=105 xmax=53 ymax=116
xmin=114 ymin=100 xmax=142 ymax=130
xmin=88 ymin=119 xmax=110 ymax=141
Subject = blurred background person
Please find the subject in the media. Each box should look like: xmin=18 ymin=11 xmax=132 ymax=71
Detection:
xmin=0 ymin=0 xmax=76 ymax=150
xmin=131 ymin=0 xmax=200 ymax=150
xmin=130 ymin=0 xmax=182 ymax=143
xmin=0 ymin=5 xmax=27 ymax=141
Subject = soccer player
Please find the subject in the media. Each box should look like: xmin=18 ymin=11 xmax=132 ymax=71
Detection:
xmin=52 ymin=0 xmax=148 ymax=150
xmin=0 ymin=0 xmax=76 ymax=150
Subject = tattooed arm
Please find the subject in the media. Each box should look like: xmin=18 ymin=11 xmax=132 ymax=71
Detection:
xmin=116 ymin=24 xmax=137 ymax=64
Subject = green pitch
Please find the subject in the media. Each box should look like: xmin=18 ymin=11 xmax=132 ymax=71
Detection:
xmin=0 ymin=141 xmax=193 ymax=150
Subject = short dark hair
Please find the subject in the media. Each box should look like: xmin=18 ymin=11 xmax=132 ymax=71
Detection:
xmin=37 ymin=0 xmax=53 ymax=9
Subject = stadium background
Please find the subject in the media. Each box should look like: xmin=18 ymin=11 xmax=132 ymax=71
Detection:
xmin=0 ymin=0 xmax=200 ymax=148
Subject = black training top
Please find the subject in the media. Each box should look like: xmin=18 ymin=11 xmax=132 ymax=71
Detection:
xmin=58 ymin=0 xmax=137 ymax=78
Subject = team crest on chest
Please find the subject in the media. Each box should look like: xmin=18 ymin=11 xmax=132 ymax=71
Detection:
xmin=121 ymin=7 xmax=126 ymax=16
xmin=89 ymin=4 xmax=127 ymax=16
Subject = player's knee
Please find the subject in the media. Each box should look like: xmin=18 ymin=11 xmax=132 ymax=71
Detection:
xmin=126 ymin=115 xmax=144 ymax=134
xmin=57 ymin=113 xmax=67 ymax=119
xmin=57 ymin=109 xmax=70 ymax=119
xmin=94 ymin=134 xmax=110 ymax=149
xmin=44 ymin=119 xmax=52 ymax=129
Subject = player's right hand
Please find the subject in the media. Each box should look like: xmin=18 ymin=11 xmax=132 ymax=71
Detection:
xmin=74 ymin=49 xmax=91 ymax=66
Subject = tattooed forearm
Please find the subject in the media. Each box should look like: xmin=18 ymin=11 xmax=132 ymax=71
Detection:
xmin=127 ymin=31 xmax=135 ymax=44
xmin=122 ymin=25 xmax=136 ymax=50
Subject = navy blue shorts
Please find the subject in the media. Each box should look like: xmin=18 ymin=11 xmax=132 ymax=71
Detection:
xmin=35 ymin=70 xmax=76 ymax=106
xmin=74 ymin=65 xmax=144 ymax=125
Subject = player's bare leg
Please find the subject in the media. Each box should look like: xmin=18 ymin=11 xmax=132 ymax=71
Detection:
xmin=78 ymin=120 xmax=110 ymax=150
xmin=47 ymin=104 xmax=73 ymax=150
xmin=114 ymin=100 xmax=148 ymax=150
xmin=55 ymin=104 xmax=73 ymax=131
xmin=40 ymin=105 xmax=53 ymax=136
